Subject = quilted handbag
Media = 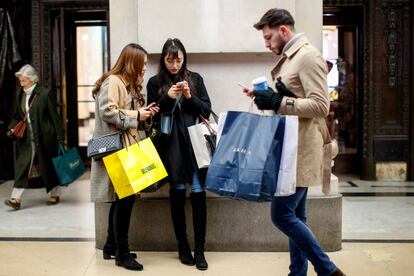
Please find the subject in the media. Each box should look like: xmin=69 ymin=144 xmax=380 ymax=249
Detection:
xmin=87 ymin=131 xmax=123 ymax=160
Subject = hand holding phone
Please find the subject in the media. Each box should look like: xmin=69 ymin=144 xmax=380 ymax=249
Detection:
xmin=237 ymin=82 xmax=249 ymax=89
xmin=238 ymin=82 xmax=253 ymax=97
xmin=145 ymin=102 xmax=158 ymax=110
xmin=176 ymin=81 xmax=187 ymax=88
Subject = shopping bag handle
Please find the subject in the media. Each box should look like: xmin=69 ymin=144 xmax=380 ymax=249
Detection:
xmin=58 ymin=144 xmax=67 ymax=156
xmin=210 ymin=110 xmax=219 ymax=123
xmin=199 ymin=116 xmax=217 ymax=135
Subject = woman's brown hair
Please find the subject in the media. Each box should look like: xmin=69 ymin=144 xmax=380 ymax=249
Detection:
xmin=92 ymin=43 xmax=148 ymax=106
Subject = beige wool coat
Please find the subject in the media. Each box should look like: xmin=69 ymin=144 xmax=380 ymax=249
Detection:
xmin=90 ymin=75 xmax=143 ymax=202
xmin=271 ymin=35 xmax=331 ymax=188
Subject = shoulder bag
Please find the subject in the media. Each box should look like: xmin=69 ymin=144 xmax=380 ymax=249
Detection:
xmin=159 ymin=94 xmax=181 ymax=137
xmin=8 ymin=93 xmax=38 ymax=140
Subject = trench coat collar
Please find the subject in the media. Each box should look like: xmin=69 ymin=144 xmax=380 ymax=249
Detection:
xmin=31 ymin=83 xmax=41 ymax=95
xmin=17 ymin=83 xmax=40 ymax=114
xmin=20 ymin=83 xmax=41 ymax=97
xmin=271 ymin=35 xmax=310 ymax=81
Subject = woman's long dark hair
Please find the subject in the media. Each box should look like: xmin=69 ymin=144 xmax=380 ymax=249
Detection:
xmin=92 ymin=43 xmax=147 ymax=106
xmin=158 ymin=38 xmax=195 ymax=95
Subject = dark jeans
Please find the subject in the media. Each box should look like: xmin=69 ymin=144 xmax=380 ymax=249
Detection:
xmin=104 ymin=194 xmax=136 ymax=256
xmin=271 ymin=187 xmax=337 ymax=276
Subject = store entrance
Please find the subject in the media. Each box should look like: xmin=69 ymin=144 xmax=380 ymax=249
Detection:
xmin=323 ymin=6 xmax=363 ymax=175
xmin=51 ymin=10 xmax=109 ymax=162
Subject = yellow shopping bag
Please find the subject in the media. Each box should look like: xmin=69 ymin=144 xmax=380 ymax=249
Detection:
xmin=103 ymin=138 xmax=168 ymax=199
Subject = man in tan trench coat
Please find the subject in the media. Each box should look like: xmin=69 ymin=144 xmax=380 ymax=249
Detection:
xmin=245 ymin=8 xmax=345 ymax=276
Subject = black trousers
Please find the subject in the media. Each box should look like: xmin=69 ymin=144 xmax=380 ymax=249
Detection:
xmin=104 ymin=194 xmax=136 ymax=256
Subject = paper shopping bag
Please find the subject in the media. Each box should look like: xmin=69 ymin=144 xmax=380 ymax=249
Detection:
xmin=188 ymin=120 xmax=218 ymax=168
xmin=52 ymin=145 xmax=85 ymax=186
xmin=206 ymin=111 xmax=284 ymax=202
xmin=275 ymin=115 xmax=298 ymax=196
xmin=103 ymin=138 xmax=168 ymax=199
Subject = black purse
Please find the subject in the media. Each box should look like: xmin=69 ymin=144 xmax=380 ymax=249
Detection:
xmin=159 ymin=95 xmax=181 ymax=137
xmin=140 ymin=178 xmax=167 ymax=193
xmin=87 ymin=131 xmax=123 ymax=160
xmin=203 ymin=110 xmax=219 ymax=155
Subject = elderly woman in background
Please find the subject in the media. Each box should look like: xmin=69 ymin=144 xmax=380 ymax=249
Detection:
xmin=5 ymin=64 xmax=64 ymax=210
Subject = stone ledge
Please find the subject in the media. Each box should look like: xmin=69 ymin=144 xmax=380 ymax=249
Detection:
xmin=95 ymin=194 xmax=342 ymax=252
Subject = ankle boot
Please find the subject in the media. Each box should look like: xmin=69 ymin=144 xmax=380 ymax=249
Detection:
xmin=115 ymin=253 xmax=143 ymax=271
xmin=103 ymin=249 xmax=137 ymax=260
xmin=331 ymin=268 xmax=346 ymax=276
xmin=170 ymin=188 xmax=195 ymax=266
xmin=191 ymin=191 xmax=208 ymax=270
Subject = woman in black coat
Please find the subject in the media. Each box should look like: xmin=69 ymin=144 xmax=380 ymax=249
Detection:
xmin=147 ymin=38 xmax=211 ymax=271
xmin=5 ymin=64 xmax=64 ymax=210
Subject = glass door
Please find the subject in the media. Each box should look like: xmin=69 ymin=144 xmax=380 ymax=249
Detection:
xmin=76 ymin=26 xmax=108 ymax=147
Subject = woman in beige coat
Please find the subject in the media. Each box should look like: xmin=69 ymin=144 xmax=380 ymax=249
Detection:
xmin=90 ymin=43 xmax=159 ymax=271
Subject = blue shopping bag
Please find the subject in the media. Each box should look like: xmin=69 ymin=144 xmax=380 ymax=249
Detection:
xmin=206 ymin=111 xmax=285 ymax=202
xmin=52 ymin=145 xmax=86 ymax=186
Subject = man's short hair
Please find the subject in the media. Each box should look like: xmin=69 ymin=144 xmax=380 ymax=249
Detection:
xmin=253 ymin=8 xmax=295 ymax=30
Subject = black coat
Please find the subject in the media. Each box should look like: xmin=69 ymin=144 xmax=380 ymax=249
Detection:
xmin=147 ymin=71 xmax=211 ymax=184
xmin=8 ymin=84 xmax=64 ymax=191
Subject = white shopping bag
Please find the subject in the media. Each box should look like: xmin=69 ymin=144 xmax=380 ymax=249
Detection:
xmin=188 ymin=120 xmax=217 ymax=168
xmin=275 ymin=115 xmax=298 ymax=196
xmin=215 ymin=112 xmax=227 ymax=147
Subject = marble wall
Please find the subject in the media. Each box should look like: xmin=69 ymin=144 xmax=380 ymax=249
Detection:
xmin=109 ymin=0 xmax=323 ymax=114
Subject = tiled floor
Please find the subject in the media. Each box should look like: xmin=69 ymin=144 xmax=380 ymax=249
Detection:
xmin=0 ymin=241 xmax=413 ymax=275
xmin=1 ymin=172 xmax=414 ymax=275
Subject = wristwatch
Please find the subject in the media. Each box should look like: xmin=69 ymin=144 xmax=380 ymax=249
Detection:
xmin=286 ymin=98 xmax=295 ymax=107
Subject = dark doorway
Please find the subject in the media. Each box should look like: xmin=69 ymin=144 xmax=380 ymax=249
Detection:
xmin=323 ymin=6 xmax=363 ymax=175
xmin=51 ymin=10 xmax=109 ymax=161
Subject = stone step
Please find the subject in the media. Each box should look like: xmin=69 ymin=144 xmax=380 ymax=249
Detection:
xmin=95 ymin=177 xmax=342 ymax=252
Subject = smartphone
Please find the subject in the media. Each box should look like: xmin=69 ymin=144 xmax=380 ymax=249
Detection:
xmin=145 ymin=102 xmax=157 ymax=110
xmin=237 ymin=82 xmax=249 ymax=89
xmin=176 ymin=81 xmax=187 ymax=88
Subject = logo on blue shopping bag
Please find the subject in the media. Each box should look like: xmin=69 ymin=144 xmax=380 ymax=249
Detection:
xmin=232 ymin=147 xmax=251 ymax=155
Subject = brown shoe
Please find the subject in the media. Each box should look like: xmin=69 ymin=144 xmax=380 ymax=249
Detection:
xmin=331 ymin=268 xmax=346 ymax=276
xmin=5 ymin=198 xmax=21 ymax=210
xmin=47 ymin=196 xmax=60 ymax=205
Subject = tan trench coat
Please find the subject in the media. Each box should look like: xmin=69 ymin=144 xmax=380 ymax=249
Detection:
xmin=271 ymin=35 xmax=331 ymax=188
xmin=90 ymin=75 xmax=143 ymax=202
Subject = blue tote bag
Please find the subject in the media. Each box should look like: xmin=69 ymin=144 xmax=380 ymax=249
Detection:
xmin=52 ymin=145 xmax=86 ymax=186
xmin=206 ymin=111 xmax=285 ymax=202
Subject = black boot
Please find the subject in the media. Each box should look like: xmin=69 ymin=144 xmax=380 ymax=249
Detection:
xmin=102 ymin=203 xmax=138 ymax=260
xmin=115 ymin=253 xmax=143 ymax=271
xmin=170 ymin=188 xmax=195 ymax=266
xmin=113 ymin=195 xmax=142 ymax=271
xmin=103 ymin=202 xmax=116 ymax=258
xmin=191 ymin=191 xmax=208 ymax=270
